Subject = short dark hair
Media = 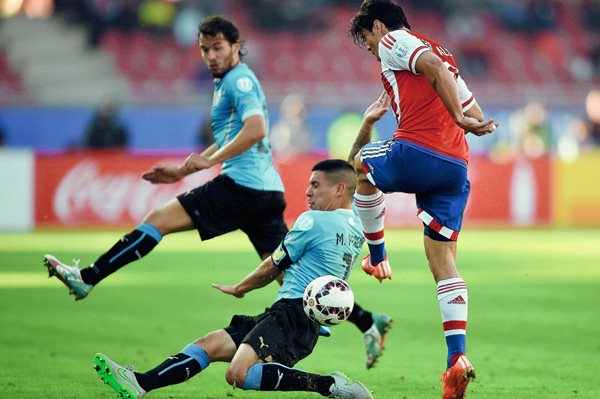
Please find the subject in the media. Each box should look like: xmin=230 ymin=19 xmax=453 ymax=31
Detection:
xmin=312 ymin=159 xmax=356 ymax=195
xmin=312 ymin=159 xmax=354 ymax=173
xmin=198 ymin=15 xmax=247 ymax=58
xmin=349 ymin=0 xmax=411 ymax=47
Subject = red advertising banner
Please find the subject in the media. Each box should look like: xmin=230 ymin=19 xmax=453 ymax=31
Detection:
xmin=35 ymin=152 xmax=218 ymax=227
xmin=35 ymin=152 xmax=552 ymax=228
xmin=467 ymin=156 xmax=552 ymax=226
xmin=281 ymin=154 xmax=552 ymax=227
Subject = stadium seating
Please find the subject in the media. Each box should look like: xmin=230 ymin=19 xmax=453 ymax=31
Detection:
xmin=0 ymin=50 xmax=25 ymax=103
xmin=1 ymin=2 xmax=597 ymax=106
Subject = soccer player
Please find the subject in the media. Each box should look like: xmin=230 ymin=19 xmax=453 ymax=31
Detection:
xmin=347 ymin=1 xmax=498 ymax=398
xmin=92 ymin=160 xmax=373 ymax=399
xmin=43 ymin=15 xmax=391 ymax=369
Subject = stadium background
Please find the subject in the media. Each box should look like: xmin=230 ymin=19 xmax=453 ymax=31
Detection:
xmin=0 ymin=2 xmax=600 ymax=399
xmin=0 ymin=0 xmax=599 ymax=231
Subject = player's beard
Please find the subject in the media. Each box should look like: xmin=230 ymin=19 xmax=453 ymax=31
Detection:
xmin=210 ymin=53 xmax=238 ymax=78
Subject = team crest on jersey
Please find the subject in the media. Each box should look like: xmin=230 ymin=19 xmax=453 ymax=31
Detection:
xmin=295 ymin=213 xmax=314 ymax=231
xmin=236 ymin=77 xmax=254 ymax=92
xmin=394 ymin=43 xmax=408 ymax=58
xmin=213 ymin=88 xmax=223 ymax=106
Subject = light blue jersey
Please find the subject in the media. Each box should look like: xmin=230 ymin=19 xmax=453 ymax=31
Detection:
xmin=211 ymin=63 xmax=284 ymax=192
xmin=271 ymin=208 xmax=365 ymax=301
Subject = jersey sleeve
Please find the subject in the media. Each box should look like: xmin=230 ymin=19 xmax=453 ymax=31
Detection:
xmin=223 ymin=72 xmax=265 ymax=121
xmin=271 ymin=212 xmax=319 ymax=270
xmin=379 ymin=31 xmax=430 ymax=74
xmin=456 ymin=75 xmax=476 ymax=112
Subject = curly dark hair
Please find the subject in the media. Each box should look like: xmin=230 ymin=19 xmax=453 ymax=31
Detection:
xmin=348 ymin=0 xmax=411 ymax=47
xmin=198 ymin=15 xmax=247 ymax=58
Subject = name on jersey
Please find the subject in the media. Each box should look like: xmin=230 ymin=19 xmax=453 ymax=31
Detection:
xmin=418 ymin=38 xmax=452 ymax=57
xmin=336 ymin=233 xmax=365 ymax=248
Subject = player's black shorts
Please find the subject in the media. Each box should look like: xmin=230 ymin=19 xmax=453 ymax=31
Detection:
xmin=224 ymin=298 xmax=319 ymax=368
xmin=177 ymin=175 xmax=288 ymax=256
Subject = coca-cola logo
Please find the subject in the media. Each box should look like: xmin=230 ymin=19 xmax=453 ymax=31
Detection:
xmin=54 ymin=160 xmax=215 ymax=224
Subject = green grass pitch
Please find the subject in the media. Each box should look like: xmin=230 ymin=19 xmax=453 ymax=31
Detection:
xmin=1 ymin=228 xmax=599 ymax=398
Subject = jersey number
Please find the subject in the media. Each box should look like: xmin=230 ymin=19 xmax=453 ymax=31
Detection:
xmin=443 ymin=61 xmax=460 ymax=80
xmin=342 ymin=252 xmax=356 ymax=280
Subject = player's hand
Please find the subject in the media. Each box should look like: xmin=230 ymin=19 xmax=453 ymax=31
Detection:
xmin=363 ymin=91 xmax=390 ymax=124
xmin=459 ymin=117 xmax=498 ymax=137
xmin=361 ymin=254 xmax=392 ymax=283
xmin=141 ymin=164 xmax=184 ymax=184
xmin=183 ymin=153 xmax=212 ymax=173
xmin=211 ymin=283 xmax=245 ymax=298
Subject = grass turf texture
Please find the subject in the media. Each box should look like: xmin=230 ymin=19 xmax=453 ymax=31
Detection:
xmin=0 ymin=228 xmax=599 ymax=399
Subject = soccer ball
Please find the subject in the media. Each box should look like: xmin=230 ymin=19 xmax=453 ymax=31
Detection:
xmin=303 ymin=275 xmax=354 ymax=326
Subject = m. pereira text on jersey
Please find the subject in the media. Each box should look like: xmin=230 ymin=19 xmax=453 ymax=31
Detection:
xmin=336 ymin=233 xmax=365 ymax=248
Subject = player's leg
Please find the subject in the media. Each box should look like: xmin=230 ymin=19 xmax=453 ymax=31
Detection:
xmin=227 ymin=344 xmax=330 ymax=394
xmin=93 ymin=329 xmax=235 ymax=398
xmin=348 ymin=303 xmax=393 ymax=369
xmin=230 ymin=345 xmax=372 ymax=398
xmin=84 ymin=198 xmax=193 ymax=284
xmin=241 ymin=188 xmax=288 ymax=280
xmin=353 ymin=149 xmax=388 ymax=270
xmin=222 ymin=301 xmax=331 ymax=394
xmin=134 ymin=329 xmax=235 ymax=392
xmin=424 ymin=235 xmax=474 ymax=399
xmin=44 ymin=197 xmax=193 ymax=299
xmin=417 ymin=162 xmax=474 ymax=398
xmin=227 ymin=301 xmax=373 ymax=398
xmin=424 ymin=234 xmax=468 ymax=365
xmin=45 ymin=175 xmax=244 ymax=299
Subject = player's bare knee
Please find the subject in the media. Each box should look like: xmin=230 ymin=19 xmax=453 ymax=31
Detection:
xmin=192 ymin=335 xmax=209 ymax=348
xmin=142 ymin=209 xmax=165 ymax=231
xmin=225 ymin=364 xmax=247 ymax=387
xmin=192 ymin=331 xmax=220 ymax=356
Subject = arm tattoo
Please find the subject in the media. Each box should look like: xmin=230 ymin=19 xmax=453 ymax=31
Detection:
xmin=347 ymin=126 xmax=372 ymax=163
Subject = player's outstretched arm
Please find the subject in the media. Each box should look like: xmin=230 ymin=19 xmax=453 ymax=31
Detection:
xmin=141 ymin=164 xmax=186 ymax=184
xmin=416 ymin=52 xmax=496 ymax=136
xmin=141 ymin=143 xmax=220 ymax=184
xmin=348 ymin=91 xmax=390 ymax=162
xmin=212 ymin=256 xmax=282 ymax=298
xmin=204 ymin=115 xmax=266 ymax=167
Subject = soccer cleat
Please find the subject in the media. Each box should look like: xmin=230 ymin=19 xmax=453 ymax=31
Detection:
xmin=440 ymin=355 xmax=476 ymax=399
xmin=93 ymin=353 xmax=146 ymax=399
xmin=43 ymin=254 xmax=92 ymax=300
xmin=328 ymin=371 xmax=374 ymax=399
xmin=361 ymin=254 xmax=392 ymax=282
xmin=364 ymin=313 xmax=393 ymax=369
xmin=319 ymin=325 xmax=332 ymax=337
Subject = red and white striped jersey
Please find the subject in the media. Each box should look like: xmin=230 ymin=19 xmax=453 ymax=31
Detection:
xmin=378 ymin=29 xmax=476 ymax=164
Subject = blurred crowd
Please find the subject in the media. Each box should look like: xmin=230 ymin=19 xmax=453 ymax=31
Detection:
xmin=1 ymin=0 xmax=599 ymax=158
xmin=48 ymin=0 xmax=600 ymax=80
xmin=488 ymin=88 xmax=600 ymax=162
xmin=53 ymin=0 xmax=226 ymax=47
